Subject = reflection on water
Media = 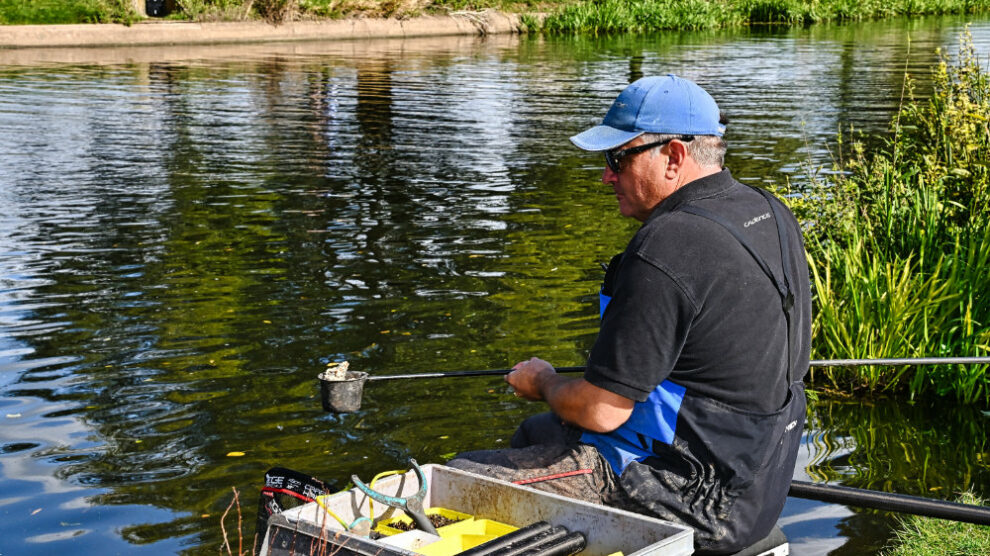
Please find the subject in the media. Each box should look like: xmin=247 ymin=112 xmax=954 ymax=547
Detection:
xmin=1 ymin=15 xmax=990 ymax=555
xmin=786 ymin=399 xmax=990 ymax=553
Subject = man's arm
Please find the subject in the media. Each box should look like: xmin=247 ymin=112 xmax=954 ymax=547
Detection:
xmin=506 ymin=357 xmax=634 ymax=433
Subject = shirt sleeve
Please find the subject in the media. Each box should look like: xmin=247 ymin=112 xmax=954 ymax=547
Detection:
xmin=585 ymin=252 xmax=698 ymax=402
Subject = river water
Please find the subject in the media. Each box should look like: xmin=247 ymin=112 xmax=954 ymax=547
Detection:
xmin=1 ymin=15 xmax=990 ymax=555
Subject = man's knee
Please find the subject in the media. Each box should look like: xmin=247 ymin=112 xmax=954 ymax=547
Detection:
xmin=445 ymin=451 xmax=496 ymax=477
xmin=511 ymin=412 xmax=581 ymax=448
xmin=446 ymin=444 xmax=568 ymax=481
xmin=447 ymin=444 xmax=616 ymax=505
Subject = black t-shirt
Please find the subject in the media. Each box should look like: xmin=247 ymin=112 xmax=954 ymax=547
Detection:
xmin=585 ymin=169 xmax=811 ymax=413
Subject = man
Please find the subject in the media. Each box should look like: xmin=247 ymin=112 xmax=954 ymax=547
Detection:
xmin=449 ymin=75 xmax=811 ymax=555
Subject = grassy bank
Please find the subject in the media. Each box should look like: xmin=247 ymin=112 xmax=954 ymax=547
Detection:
xmin=882 ymin=494 xmax=990 ymax=555
xmin=3 ymin=0 xmax=990 ymax=26
xmin=783 ymin=29 xmax=990 ymax=405
xmin=0 ymin=0 xmax=537 ymax=24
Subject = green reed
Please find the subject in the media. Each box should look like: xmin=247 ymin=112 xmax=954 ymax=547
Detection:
xmin=785 ymin=29 xmax=990 ymax=404
xmin=541 ymin=0 xmax=990 ymax=34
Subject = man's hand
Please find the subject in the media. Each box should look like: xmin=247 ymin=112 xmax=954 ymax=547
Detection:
xmin=505 ymin=357 xmax=635 ymax=433
xmin=506 ymin=357 xmax=555 ymax=401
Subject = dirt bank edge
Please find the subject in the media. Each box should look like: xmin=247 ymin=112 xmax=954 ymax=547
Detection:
xmin=0 ymin=12 xmax=524 ymax=49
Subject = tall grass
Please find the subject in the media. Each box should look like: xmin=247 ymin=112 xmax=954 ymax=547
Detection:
xmin=542 ymin=0 xmax=745 ymax=34
xmin=786 ymin=29 xmax=990 ymax=404
xmin=541 ymin=0 xmax=990 ymax=34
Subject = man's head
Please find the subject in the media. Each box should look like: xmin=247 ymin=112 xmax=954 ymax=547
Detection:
xmin=571 ymin=75 xmax=726 ymax=221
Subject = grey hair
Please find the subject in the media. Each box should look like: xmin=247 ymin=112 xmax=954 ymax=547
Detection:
xmin=641 ymin=133 xmax=726 ymax=168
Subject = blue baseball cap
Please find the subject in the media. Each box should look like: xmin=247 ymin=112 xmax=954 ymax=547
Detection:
xmin=570 ymin=75 xmax=725 ymax=152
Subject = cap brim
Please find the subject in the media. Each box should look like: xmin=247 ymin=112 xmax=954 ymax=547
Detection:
xmin=569 ymin=126 xmax=644 ymax=152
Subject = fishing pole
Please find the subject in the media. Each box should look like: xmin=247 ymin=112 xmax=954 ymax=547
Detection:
xmin=319 ymin=356 xmax=990 ymax=413
xmin=809 ymin=356 xmax=990 ymax=367
xmin=314 ymin=357 xmax=990 ymax=526
xmin=789 ymin=480 xmax=990 ymax=526
xmin=363 ymin=356 xmax=990 ymax=382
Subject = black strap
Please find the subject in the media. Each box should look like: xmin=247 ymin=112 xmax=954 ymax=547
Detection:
xmin=755 ymin=188 xmax=796 ymax=313
xmin=677 ymin=203 xmax=791 ymax=308
xmin=758 ymin=189 xmax=798 ymax=385
xmin=677 ymin=189 xmax=796 ymax=383
xmin=636 ymin=432 xmax=651 ymax=451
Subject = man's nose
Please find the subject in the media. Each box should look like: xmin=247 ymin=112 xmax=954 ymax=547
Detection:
xmin=602 ymin=165 xmax=617 ymax=184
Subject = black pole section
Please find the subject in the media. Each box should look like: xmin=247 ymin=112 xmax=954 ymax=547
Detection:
xmin=516 ymin=531 xmax=587 ymax=556
xmin=364 ymin=357 xmax=990 ymax=382
xmin=789 ymin=481 xmax=990 ymax=526
xmin=456 ymin=522 xmax=554 ymax=556
xmin=499 ymin=527 xmax=569 ymax=556
xmin=365 ymin=367 xmax=585 ymax=382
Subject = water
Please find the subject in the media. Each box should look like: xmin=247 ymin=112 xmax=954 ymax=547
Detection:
xmin=1 ymin=15 xmax=990 ymax=555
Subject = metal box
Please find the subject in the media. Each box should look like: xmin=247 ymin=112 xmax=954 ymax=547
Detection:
xmin=260 ymin=464 xmax=694 ymax=556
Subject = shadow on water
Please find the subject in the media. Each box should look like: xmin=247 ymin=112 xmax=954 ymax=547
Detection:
xmin=1 ymin=14 xmax=990 ymax=555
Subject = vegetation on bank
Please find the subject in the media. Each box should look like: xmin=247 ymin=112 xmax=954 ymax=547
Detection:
xmin=783 ymin=29 xmax=990 ymax=405
xmin=540 ymin=0 xmax=990 ymax=33
xmin=3 ymin=0 xmax=990 ymax=26
xmin=0 ymin=0 xmax=540 ymax=24
xmin=0 ymin=0 xmax=138 ymax=24
xmin=882 ymin=494 xmax=990 ymax=555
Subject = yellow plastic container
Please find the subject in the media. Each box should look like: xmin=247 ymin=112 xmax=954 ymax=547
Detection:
xmin=374 ymin=507 xmax=473 ymax=537
xmin=418 ymin=518 xmax=518 ymax=556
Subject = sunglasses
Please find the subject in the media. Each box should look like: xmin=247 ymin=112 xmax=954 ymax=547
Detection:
xmin=604 ymin=135 xmax=694 ymax=173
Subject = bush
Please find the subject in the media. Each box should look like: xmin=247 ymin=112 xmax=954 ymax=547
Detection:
xmin=786 ymin=29 xmax=990 ymax=404
xmin=173 ymin=0 xmax=247 ymax=21
xmin=255 ymin=0 xmax=297 ymax=23
xmin=0 ymin=0 xmax=136 ymax=24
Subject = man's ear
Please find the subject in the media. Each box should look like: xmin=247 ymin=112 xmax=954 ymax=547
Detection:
xmin=663 ymin=139 xmax=690 ymax=178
